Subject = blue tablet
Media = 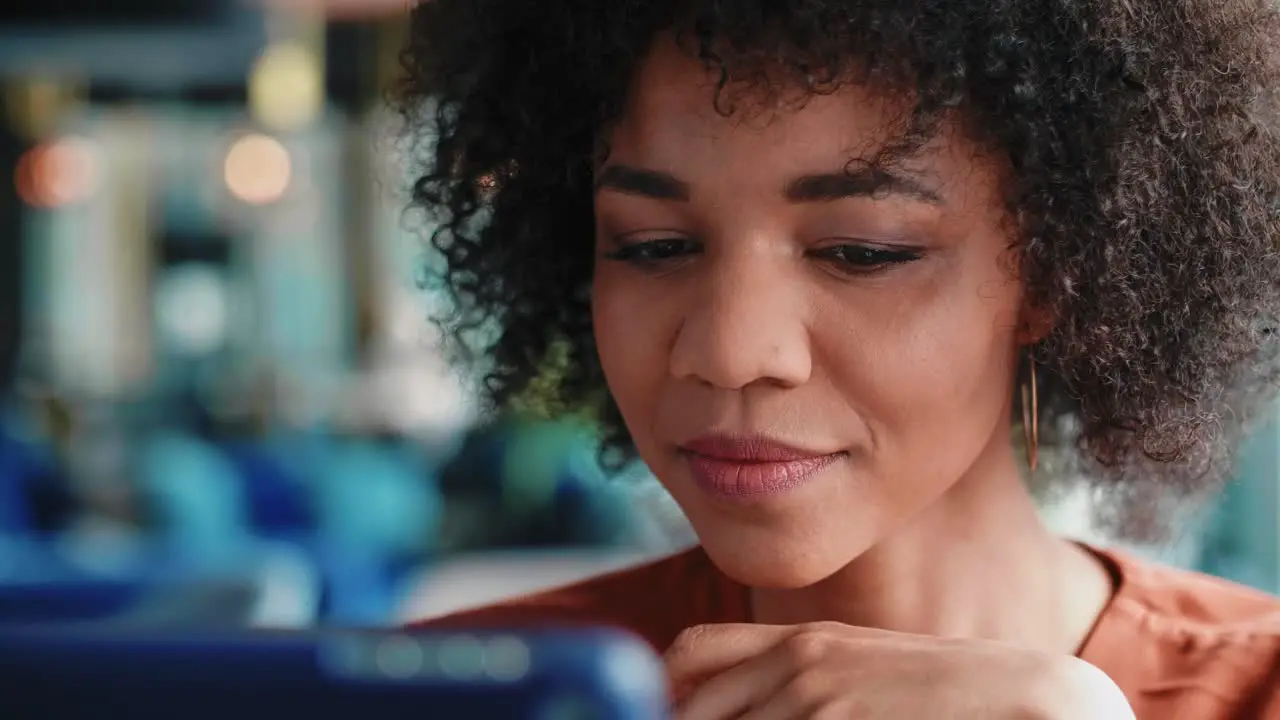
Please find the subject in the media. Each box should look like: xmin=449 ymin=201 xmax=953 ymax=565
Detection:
xmin=0 ymin=624 xmax=670 ymax=719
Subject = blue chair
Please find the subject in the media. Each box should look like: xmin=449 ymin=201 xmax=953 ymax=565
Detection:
xmin=223 ymin=440 xmax=313 ymax=542
xmin=0 ymin=423 xmax=41 ymax=537
xmin=501 ymin=419 xmax=639 ymax=547
xmin=308 ymin=438 xmax=441 ymax=625
xmin=137 ymin=431 xmax=254 ymax=573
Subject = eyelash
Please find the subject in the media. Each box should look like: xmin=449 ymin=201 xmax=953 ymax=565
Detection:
xmin=603 ymin=238 xmax=924 ymax=275
xmin=810 ymin=244 xmax=924 ymax=273
xmin=603 ymin=238 xmax=697 ymax=266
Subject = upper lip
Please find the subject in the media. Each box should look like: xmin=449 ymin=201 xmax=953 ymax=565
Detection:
xmin=679 ymin=434 xmax=837 ymax=463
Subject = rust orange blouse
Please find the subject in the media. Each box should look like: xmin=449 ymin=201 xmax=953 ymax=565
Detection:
xmin=412 ymin=546 xmax=1280 ymax=718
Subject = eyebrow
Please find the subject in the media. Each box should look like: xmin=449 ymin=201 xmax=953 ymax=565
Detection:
xmin=785 ymin=167 xmax=943 ymax=205
xmin=594 ymin=165 xmax=691 ymax=201
xmin=594 ymin=163 xmax=942 ymax=205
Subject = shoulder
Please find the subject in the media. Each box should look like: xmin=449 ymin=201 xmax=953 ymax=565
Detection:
xmin=1102 ymin=546 xmax=1280 ymax=629
xmin=404 ymin=546 xmax=747 ymax=652
xmin=1083 ymin=546 xmax=1280 ymax=718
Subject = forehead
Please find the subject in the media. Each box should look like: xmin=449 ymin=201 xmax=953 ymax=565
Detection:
xmin=604 ymin=38 xmax=998 ymax=198
xmin=609 ymin=40 xmax=901 ymax=165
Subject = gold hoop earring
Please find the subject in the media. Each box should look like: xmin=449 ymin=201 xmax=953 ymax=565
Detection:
xmin=1020 ymin=357 xmax=1039 ymax=472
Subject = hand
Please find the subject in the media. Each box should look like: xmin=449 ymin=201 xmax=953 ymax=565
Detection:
xmin=665 ymin=622 xmax=1135 ymax=719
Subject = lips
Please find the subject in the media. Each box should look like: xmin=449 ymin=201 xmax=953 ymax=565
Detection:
xmin=679 ymin=434 xmax=841 ymax=500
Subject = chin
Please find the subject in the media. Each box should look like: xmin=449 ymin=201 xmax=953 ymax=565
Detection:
xmin=695 ymin=524 xmax=868 ymax=590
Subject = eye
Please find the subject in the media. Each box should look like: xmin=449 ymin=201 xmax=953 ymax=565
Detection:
xmin=810 ymin=243 xmax=924 ymax=275
xmin=602 ymin=237 xmax=700 ymax=268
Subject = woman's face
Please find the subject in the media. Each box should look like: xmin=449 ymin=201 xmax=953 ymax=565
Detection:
xmin=592 ymin=41 xmax=1028 ymax=589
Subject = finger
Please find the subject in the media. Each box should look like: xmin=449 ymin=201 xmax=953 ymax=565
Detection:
xmin=736 ymin=678 xmax=826 ymax=720
xmin=665 ymin=624 xmax=794 ymax=689
xmin=674 ymin=651 xmax=797 ymax=720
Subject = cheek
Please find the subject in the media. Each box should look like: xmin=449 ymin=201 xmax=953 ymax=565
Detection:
xmin=591 ymin=269 xmax=674 ymax=437
xmin=832 ymin=269 xmax=1019 ymax=475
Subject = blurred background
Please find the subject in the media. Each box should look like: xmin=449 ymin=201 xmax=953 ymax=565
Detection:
xmin=0 ymin=0 xmax=1275 ymax=633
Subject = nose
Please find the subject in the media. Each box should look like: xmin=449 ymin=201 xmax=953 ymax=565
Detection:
xmin=668 ymin=249 xmax=813 ymax=391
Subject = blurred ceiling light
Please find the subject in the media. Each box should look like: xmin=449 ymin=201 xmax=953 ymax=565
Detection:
xmin=224 ymin=133 xmax=292 ymax=205
xmin=249 ymin=42 xmax=323 ymax=131
xmin=4 ymin=79 xmax=85 ymax=141
xmin=154 ymin=265 xmax=230 ymax=356
xmin=257 ymin=0 xmax=413 ymax=20
xmin=14 ymin=135 xmax=102 ymax=209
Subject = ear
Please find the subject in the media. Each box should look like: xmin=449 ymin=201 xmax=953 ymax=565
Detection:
xmin=1016 ymin=301 xmax=1054 ymax=345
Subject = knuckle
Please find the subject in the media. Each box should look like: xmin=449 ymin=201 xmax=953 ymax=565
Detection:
xmin=782 ymin=629 xmax=831 ymax=664
xmin=802 ymin=621 xmax=845 ymax=635
xmin=665 ymin=624 xmax=711 ymax=660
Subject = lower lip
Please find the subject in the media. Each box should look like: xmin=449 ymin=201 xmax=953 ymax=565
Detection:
xmin=684 ymin=453 xmax=840 ymax=500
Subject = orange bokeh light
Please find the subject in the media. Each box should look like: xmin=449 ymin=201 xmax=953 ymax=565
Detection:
xmin=224 ymin=133 xmax=293 ymax=205
xmin=14 ymin=136 xmax=101 ymax=209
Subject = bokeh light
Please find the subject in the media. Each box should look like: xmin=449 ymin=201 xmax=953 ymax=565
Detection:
xmin=223 ymin=133 xmax=292 ymax=205
xmin=249 ymin=43 xmax=323 ymax=131
xmin=14 ymin=135 xmax=102 ymax=209
xmin=153 ymin=264 xmax=231 ymax=356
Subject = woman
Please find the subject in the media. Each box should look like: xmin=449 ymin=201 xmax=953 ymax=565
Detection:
xmin=398 ymin=0 xmax=1280 ymax=717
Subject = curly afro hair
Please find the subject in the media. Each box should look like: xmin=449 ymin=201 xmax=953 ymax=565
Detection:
xmin=397 ymin=0 xmax=1280 ymax=528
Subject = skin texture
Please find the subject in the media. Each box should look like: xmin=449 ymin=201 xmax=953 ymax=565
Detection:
xmin=663 ymin=623 xmax=1135 ymax=720
xmin=399 ymin=0 xmax=1280 ymax=716
xmin=593 ymin=41 xmax=1032 ymax=591
xmin=592 ymin=33 xmax=1113 ymax=663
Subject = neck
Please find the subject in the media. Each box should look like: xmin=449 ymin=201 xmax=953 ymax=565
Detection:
xmin=748 ymin=441 xmax=1114 ymax=655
